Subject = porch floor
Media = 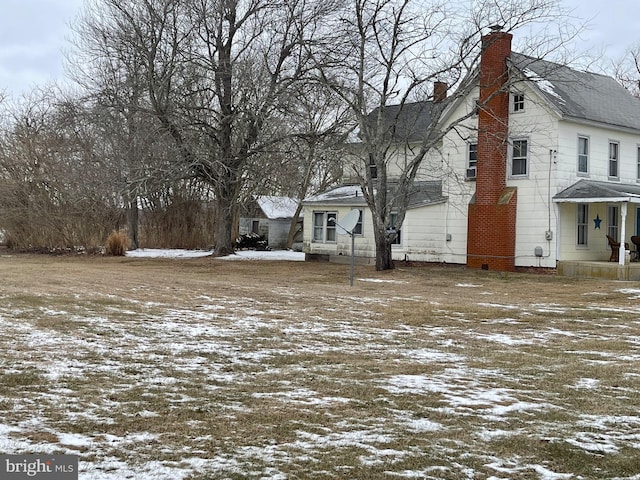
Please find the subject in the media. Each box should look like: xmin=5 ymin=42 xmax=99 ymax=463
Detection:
xmin=558 ymin=260 xmax=640 ymax=281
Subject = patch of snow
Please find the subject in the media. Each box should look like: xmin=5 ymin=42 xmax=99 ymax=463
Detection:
xmin=471 ymin=333 xmax=535 ymax=346
xmin=219 ymin=250 xmax=305 ymax=261
xmin=618 ymin=288 xmax=640 ymax=299
xmin=126 ymin=249 xmax=212 ymax=258
xmin=360 ymin=278 xmax=408 ymax=284
xmin=125 ymin=248 xmax=305 ymax=261
xmin=574 ymin=378 xmax=599 ymax=390
xmin=524 ymin=68 xmax=566 ymax=104
xmin=58 ymin=432 xmax=93 ymax=448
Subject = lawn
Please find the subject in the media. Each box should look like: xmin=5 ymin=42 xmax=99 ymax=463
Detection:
xmin=1 ymin=252 xmax=639 ymax=479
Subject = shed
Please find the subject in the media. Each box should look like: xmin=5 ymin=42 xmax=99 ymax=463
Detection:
xmin=239 ymin=196 xmax=303 ymax=250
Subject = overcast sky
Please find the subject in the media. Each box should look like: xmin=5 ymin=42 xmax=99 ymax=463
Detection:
xmin=0 ymin=0 xmax=638 ymax=99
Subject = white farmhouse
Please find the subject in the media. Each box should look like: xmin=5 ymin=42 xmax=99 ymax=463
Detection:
xmin=303 ymin=29 xmax=640 ymax=279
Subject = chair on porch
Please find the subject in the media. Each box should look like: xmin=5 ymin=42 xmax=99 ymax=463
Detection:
xmin=606 ymin=235 xmax=629 ymax=262
xmin=631 ymin=236 xmax=640 ymax=262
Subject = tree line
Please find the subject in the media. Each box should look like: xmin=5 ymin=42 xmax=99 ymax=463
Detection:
xmin=0 ymin=0 xmax=637 ymax=268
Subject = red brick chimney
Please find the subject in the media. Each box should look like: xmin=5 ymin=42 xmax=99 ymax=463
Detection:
xmin=433 ymin=81 xmax=447 ymax=103
xmin=467 ymin=27 xmax=518 ymax=271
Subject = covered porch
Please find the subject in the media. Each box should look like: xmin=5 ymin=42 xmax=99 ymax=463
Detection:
xmin=554 ymin=179 xmax=640 ymax=280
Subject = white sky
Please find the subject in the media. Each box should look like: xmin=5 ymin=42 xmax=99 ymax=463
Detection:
xmin=0 ymin=0 xmax=638 ymax=99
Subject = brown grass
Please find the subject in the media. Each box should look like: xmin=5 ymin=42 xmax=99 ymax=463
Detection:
xmin=1 ymin=254 xmax=639 ymax=479
xmin=104 ymin=230 xmax=128 ymax=256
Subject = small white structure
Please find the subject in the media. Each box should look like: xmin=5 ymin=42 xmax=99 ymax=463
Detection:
xmin=239 ymin=196 xmax=302 ymax=250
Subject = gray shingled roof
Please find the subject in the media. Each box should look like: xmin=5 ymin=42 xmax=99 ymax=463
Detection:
xmin=365 ymin=101 xmax=433 ymax=142
xmin=361 ymin=54 xmax=640 ymax=144
xmin=303 ymin=181 xmax=446 ymax=209
xmin=511 ymin=53 xmax=640 ymax=132
xmin=553 ymin=179 xmax=640 ymax=203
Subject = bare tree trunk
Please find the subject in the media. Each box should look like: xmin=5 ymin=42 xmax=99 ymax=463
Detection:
xmin=127 ymin=198 xmax=139 ymax=250
xmin=286 ymin=202 xmax=304 ymax=249
xmin=213 ymin=194 xmax=235 ymax=256
xmin=374 ymin=227 xmax=393 ymax=271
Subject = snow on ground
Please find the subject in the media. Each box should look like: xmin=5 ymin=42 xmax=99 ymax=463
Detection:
xmin=1 ymin=267 xmax=640 ymax=478
xmin=126 ymin=248 xmax=305 ymax=261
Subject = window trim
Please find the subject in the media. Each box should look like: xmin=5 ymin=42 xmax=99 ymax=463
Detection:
xmin=509 ymin=137 xmax=529 ymax=178
xmin=577 ymin=135 xmax=589 ymax=176
xmin=608 ymin=140 xmax=620 ymax=180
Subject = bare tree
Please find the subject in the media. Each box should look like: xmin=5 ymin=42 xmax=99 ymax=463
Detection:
xmin=313 ymin=0 xmax=570 ymax=270
xmin=243 ymin=82 xmax=349 ymax=248
xmin=614 ymin=45 xmax=640 ymax=98
xmin=70 ymin=0 xmax=341 ymax=255
xmin=0 ymin=90 xmax=124 ymax=250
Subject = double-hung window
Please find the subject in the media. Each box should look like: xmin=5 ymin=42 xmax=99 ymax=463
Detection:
xmin=312 ymin=211 xmax=337 ymax=243
xmin=467 ymin=142 xmax=478 ymax=179
xmin=511 ymin=92 xmax=525 ymax=113
xmin=577 ymin=203 xmax=588 ymax=246
xmin=511 ymin=139 xmax=528 ymax=176
xmin=578 ymin=136 xmax=589 ymax=175
xmin=609 ymin=141 xmax=619 ymax=179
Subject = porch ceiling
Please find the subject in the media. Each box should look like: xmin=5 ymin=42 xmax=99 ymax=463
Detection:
xmin=553 ymin=179 xmax=640 ymax=204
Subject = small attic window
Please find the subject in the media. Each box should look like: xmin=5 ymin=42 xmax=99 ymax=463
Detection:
xmin=511 ymin=92 xmax=525 ymax=113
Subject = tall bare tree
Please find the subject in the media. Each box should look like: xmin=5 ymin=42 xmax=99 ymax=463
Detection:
xmin=71 ymin=0 xmax=341 ymax=255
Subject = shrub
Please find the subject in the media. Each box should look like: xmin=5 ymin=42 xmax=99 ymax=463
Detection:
xmin=105 ymin=230 xmax=128 ymax=256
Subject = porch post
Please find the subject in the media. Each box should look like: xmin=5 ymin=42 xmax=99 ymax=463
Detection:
xmin=619 ymin=202 xmax=628 ymax=265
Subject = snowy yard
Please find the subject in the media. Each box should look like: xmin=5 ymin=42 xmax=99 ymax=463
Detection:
xmin=1 ymin=253 xmax=640 ymax=479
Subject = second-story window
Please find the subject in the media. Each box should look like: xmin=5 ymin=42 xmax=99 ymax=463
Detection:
xmin=467 ymin=142 xmax=477 ymax=179
xmin=578 ymin=136 xmax=589 ymax=175
xmin=637 ymin=145 xmax=640 ymax=181
xmin=511 ymin=92 xmax=525 ymax=113
xmin=368 ymin=155 xmax=377 ymax=179
xmin=511 ymin=139 xmax=528 ymax=176
xmin=609 ymin=141 xmax=619 ymax=179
